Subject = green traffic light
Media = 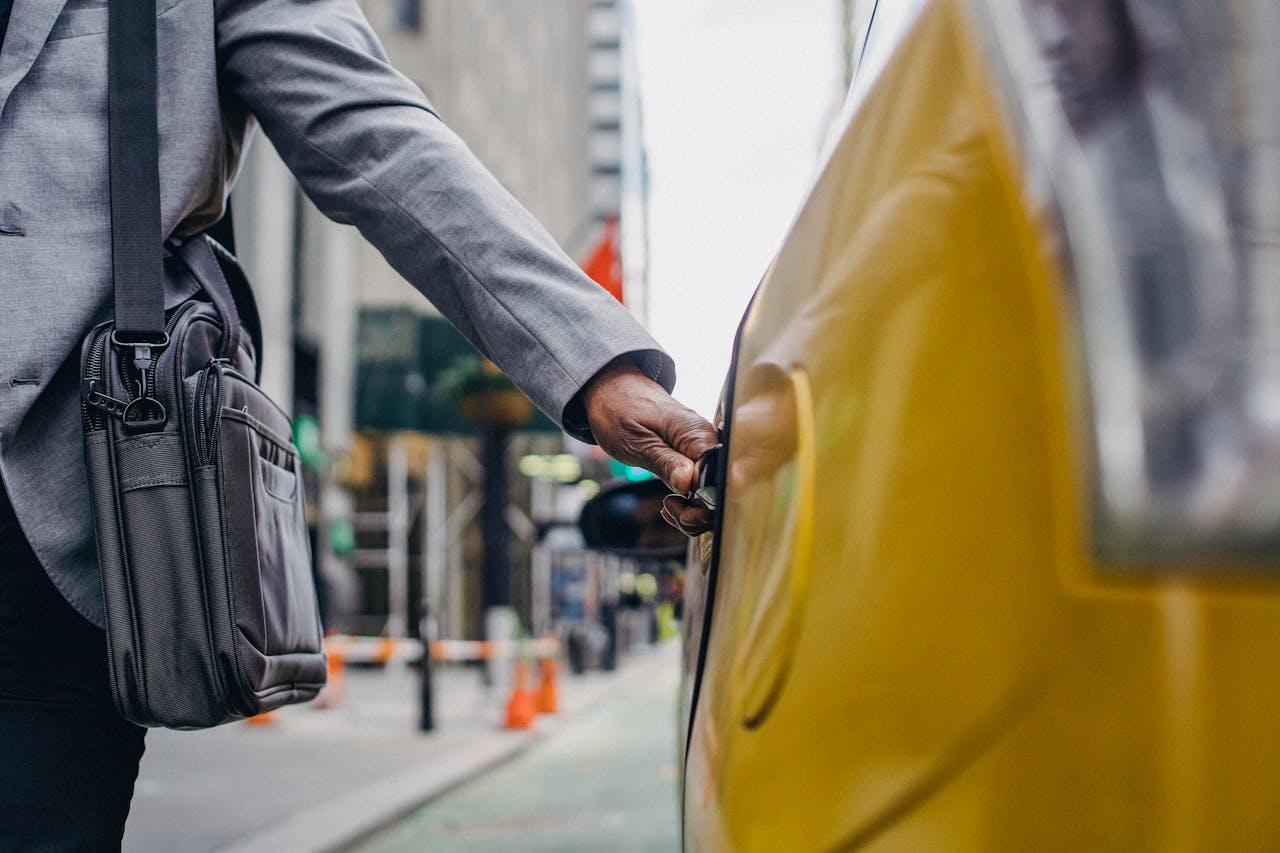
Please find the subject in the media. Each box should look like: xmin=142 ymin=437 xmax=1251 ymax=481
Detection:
xmin=609 ymin=459 xmax=654 ymax=483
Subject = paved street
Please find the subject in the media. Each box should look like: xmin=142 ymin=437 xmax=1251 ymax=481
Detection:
xmin=122 ymin=646 xmax=672 ymax=853
xmin=353 ymin=644 xmax=681 ymax=853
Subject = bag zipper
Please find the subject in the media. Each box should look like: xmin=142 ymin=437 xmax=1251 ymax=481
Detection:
xmin=81 ymin=330 xmax=113 ymax=431
xmin=117 ymin=305 xmax=189 ymax=400
xmin=195 ymin=360 xmax=226 ymax=465
xmin=83 ymin=306 xmax=189 ymax=428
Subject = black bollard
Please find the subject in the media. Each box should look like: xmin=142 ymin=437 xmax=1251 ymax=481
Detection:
xmin=418 ymin=656 xmax=435 ymax=732
xmin=567 ymin=627 xmax=587 ymax=675
xmin=601 ymin=603 xmax=618 ymax=671
xmin=418 ymin=609 xmax=436 ymax=732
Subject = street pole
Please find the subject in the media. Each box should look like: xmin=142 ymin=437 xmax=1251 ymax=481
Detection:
xmin=481 ymin=423 xmax=514 ymax=691
xmin=480 ymin=425 xmax=510 ymax=610
xmin=530 ymin=474 xmax=553 ymax=637
xmin=386 ymin=434 xmax=410 ymax=640
xmin=418 ymin=604 xmax=436 ymax=732
xmin=424 ymin=438 xmax=448 ymax=637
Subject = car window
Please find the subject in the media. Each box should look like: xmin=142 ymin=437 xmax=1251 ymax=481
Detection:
xmin=969 ymin=0 xmax=1280 ymax=560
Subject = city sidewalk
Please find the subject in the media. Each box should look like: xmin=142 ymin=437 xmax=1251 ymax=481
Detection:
xmin=122 ymin=647 xmax=661 ymax=853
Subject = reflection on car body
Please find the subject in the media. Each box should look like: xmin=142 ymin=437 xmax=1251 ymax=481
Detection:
xmin=1016 ymin=0 xmax=1249 ymax=553
xmin=679 ymin=0 xmax=1280 ymax=849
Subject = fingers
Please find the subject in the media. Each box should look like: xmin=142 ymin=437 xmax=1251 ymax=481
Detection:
xmin=676 ymin=502 xmax=714 ymax=536
xmin=578 ymin=361 xmax=720 ymax=492
xmin=660 ymin=495 xmax=715 ymax=537
xmin=665 ymin=412 xmax=721 ymax=473
xmin=665 ymin=494 xmax=686 ymax=527
xmin=651 ymin=409 xmax=719 ymax=494
xmin=646 ymin=442 xmax=698 ymax=494
xmin=612 ymin=402 xmax=718 ymax=494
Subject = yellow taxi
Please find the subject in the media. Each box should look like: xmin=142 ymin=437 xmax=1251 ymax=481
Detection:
xmin=669 ymin=0 xmax=1280 ymax=848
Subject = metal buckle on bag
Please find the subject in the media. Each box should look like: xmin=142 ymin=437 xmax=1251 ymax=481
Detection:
xmin=110 ymin=329 xmax=170 ymax=374
xmin=121 ymin=397 xmax=167 ymax=432
xmin=109 ymin=330 xmax=170 ymax=432
xmin=83 ymin=376 xmax=168 ymax=431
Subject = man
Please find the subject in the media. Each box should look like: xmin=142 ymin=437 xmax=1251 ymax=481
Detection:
xmin=0 ymin=0 xmax=717 ymax=847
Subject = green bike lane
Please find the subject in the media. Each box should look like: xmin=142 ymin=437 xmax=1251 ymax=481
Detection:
xmin=353 ymin=644 xmax=681 ymax=853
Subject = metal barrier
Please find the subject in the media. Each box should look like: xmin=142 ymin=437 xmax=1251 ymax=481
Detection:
xmin=323 ymin=635 xmax=561 ymax=664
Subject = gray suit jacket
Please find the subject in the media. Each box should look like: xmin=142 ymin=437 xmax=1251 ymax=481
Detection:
xmin=0 ymin=0 xmax=672 ymax=627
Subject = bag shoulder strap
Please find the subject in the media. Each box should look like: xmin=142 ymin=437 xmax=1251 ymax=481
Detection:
xmin=108 ymin=0 xmax=165 ymax=345
xmin=108 ymin=4 xmax=259 ymax=375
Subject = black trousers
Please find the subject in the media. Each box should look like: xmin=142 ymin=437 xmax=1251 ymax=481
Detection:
xmin=0 ymin=487 xmax=145 ymax=852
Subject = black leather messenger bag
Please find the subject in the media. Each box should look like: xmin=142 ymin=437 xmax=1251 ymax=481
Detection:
xmin=79 ymin=0 xmax=326 ymax=729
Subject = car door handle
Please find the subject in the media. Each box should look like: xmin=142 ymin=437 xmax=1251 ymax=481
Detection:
xmin=733 ymin=365 xmax=817 ymax=729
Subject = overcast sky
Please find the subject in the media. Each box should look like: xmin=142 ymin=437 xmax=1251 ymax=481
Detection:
xmin=634 ymin=1 xmax=843 ymax=417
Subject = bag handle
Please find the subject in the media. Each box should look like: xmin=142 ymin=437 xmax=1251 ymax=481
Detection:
xmin=168 ymin=235 xmax=264 ymax=380
xmin=205 ymin=235 xmax=266 ymax=376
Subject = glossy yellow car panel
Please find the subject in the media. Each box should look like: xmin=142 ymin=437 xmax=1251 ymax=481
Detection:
xmin=683 ymin=0 xmax=1280 ymax=849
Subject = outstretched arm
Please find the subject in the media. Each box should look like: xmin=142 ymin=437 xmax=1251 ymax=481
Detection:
xmin=215 ymin=0 xmax=717 ymax=528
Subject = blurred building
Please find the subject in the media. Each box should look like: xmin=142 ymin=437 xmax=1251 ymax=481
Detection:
xmin=230 ymin=0 xmax=649 ymax=642
xmin=840 ymin=0 xmax=880 ymax=97
xmin=841 ymin=0 xmax=858 ymax=92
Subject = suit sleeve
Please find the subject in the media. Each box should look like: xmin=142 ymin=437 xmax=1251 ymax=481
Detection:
xmin=213 ymin=0 xmax=674 ymax=440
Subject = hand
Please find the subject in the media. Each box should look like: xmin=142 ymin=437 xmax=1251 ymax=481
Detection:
xmin=581 ymin=356 xmax=720 ymax=536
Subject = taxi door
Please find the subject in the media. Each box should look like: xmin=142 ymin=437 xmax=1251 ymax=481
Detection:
xmin=682 ymin=0 xmax=1280 ymax=849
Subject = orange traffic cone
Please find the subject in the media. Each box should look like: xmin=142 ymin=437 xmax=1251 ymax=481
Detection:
xmin=504 ymin=661 xmax=538 ymax=730
xmin=536 ymin=657 xmax=559 ymax=714
xmin=314 ymin=637 xmax=346 ymax=710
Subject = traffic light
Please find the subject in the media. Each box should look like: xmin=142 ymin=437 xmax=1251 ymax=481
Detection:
xmin=609 ymin=459 xmax=654 ymax=483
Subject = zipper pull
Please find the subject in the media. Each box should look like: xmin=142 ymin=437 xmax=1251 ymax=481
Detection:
xmin=132 ymin=344 xmax=154 ymax=375
xmin=84 ymin=386 xmax=131 ymax=419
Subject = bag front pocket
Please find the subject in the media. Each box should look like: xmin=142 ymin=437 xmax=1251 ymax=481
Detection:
xmin=210 ymin=393 xmax=325 ymax=705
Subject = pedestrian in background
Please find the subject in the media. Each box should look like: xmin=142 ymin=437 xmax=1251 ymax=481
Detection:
xmin=0 ymin=0 xmax=717 ymax=847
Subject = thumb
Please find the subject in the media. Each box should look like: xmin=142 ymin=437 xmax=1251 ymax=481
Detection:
xmin=650 ymin=409 xmax=718 ymax=493
xmin=647 ymin=447 xmax=696 ymax=495
xmin=654 ymin=410 xmax=720 ymax=493
xmin=665 ymin=448 xmax=696 ymax=494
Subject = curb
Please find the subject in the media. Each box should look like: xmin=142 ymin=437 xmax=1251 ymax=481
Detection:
xmin=215 ymin=727 xmax=546 ymax=853
xmin=213 ymin=662 xmax=637 ymax=853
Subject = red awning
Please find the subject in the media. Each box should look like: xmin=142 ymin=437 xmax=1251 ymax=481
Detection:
xmin=581 ymin=218 xmax=623 ymax=303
